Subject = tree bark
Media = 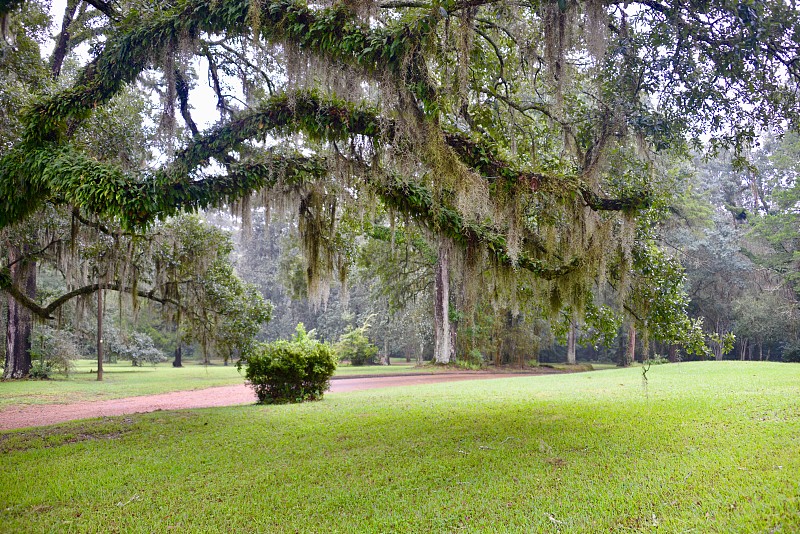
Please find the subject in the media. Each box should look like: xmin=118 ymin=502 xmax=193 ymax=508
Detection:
xmin=615 ymin=327 xmax=625 ymax=366
xmin=619 ymin=323 xmax=636 ymax=366
xmin=450 ymin=319 xmax=458 ymax=364
xmin=433 ymin=242 xmax=452 ymax=364
xmin=566 ymin=320 xmax=577 ymax=365
xmin=3 ymin=245 xmax=36 ymax=379
xmin=173 ymin=342 xmax=183 ymax=367
xmin=51 ymin=0 xmax=79 ymax=79
xmin=96 ymin=289 xmax=104 ymax=381
xmin=668 ymin=344 xmax=678 ymax=363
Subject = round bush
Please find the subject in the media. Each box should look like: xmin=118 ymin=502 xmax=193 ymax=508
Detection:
xmin=335 ymin=324 xmax=379 ymax=366
xmin=242 ymin=324 xmax=336 ymax=404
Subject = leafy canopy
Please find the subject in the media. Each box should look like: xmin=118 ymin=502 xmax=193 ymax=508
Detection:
xmin=1 ymin=0 xmax=798 ymax=346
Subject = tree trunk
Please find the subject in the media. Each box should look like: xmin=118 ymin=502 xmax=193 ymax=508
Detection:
xmin=668 ymin=344 xmax=678 ymax=363
xmin=450 ymin=320 xmax=458 ymax=364
xmin=624 ymin=323 xmax=636 ymax=366
xmin=51 ymin=0 xmax=79 ymax=78
xmin=616 ymin=326 xmax=625 ymax=366
xmin=433 ymin=242 xmax=452 ymax=364
xmin=566 ymin=320 xmax=577 ymax=365
xmin=173 ymin=342 xmax=183 ymax=367
xmin=96 ymin=289 xmax=104 ymax=381
xmin=3 ymin=246 xmax=36 ymax=379
xmin=493 ymin=319 xmax=503 ymax=365
xmin=384 ymin=337 xmax=390 ymax=365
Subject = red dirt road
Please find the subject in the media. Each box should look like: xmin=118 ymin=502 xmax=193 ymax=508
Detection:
xmin=0 ymin=372 xmax=536 ymax=431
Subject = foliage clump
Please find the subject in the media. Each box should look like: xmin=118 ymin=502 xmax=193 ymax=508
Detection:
xmin=29 ymin=325 xmax=79 ymax=378
xmin=241 ymin=323 xmax=336 ymax=404
xmin=27 ymin=360 xmax=54 ymax=380
xmin=106 ymin=329 xmax=168 ymax=366
xmin=335 ymin=319 xmax=379 ymax=366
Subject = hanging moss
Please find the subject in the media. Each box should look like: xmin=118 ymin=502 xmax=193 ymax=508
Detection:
xmin=19 ymin=0 xmax=444 ymax=146
xmin=0 ymin=0 xmax=691 ymax=337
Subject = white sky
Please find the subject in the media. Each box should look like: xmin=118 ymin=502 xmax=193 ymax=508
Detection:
xmin=47 ymin=0 xmax=221 ymax=131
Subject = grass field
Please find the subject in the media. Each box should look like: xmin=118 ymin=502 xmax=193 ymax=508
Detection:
xmin=0 ymin=358 xmax=429 ymax=408
xmin=0 ymin=362 xmax=800 ymax=532
xmin=2 ymin=361 xmax=799 ymax=532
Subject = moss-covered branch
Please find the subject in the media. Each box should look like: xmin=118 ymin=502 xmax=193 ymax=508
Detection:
xmin=0 ymin=140 xmax=327 ymax=229
xmin=1 ymin=90 xmax=646 ymax=273
xmin=0 ymin=272 xmax=180 ymax=320
xmin=375 ymin=176 xmax=581 ymax=279
xmin=22 ymin=0 xmax=442 ymax=144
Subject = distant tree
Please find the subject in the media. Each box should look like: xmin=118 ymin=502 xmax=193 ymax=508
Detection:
xmin=2 ymin=213 xmax=271 ymax=376
xmin=335 ymin=319 xmax=379 ymax=366
xmin=105 ymin=328 xmax=168 ymax=366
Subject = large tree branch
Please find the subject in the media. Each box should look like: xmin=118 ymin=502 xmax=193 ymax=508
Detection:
xmin=21 ymin=0 xmax=442 ymax=145
xmin=0 ymin=275 xmax=180 ymax=320
xmin=1 ymin=90 xmax=647 ymax=239
xmin=81 ymin=0 xmax=117 ymax=19
xmin=175 ymin=69 xmax=199 ymax=137
xmin=50 ymin=0 xmax=79 ymax=79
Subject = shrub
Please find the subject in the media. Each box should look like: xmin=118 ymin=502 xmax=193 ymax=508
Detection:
xmin=107 ymin=329 xmax=168 ymax=366
xmin=30 ymin=326 xmax=79 ymax=377
xmin=455 ymin=348 xmax=485 ymax=370
xmin=780 ymin=342 xmax=800 ymax=363
xmin=28 ymin=360 xmax=54 ymax=380
xmin=644 ymin=355 xmax=670 ymax=365
xmin=241 ymin=324 xmax=336 ymax=404
xmin=335 ymin=321 xmax=379 ymax=366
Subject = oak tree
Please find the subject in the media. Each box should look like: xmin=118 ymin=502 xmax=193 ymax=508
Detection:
xmin=1 ymin=0 xmax=798 ymax=365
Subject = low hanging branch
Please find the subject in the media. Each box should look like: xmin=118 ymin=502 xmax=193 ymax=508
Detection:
xmin=18 ymin=0 xmax=442 ymax=146
xmin=0 ymin=89 xmax=649 ymax=231
xmin=0 ymin=274 xmax=181 ymax=320
xmin=375 ymin=174 xmax=582 ymax=280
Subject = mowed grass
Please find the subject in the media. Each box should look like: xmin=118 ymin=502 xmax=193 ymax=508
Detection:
xmin=2 ymin=362 xmax=799 ymax=532
xmin=0 ymin=360 xmax=245 ymax=408
xmin=0 ymin=358 xmax=428 ymax=408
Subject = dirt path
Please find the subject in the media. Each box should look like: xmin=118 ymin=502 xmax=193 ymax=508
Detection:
xmin=0 ymin=372 xmax=541 ymax=431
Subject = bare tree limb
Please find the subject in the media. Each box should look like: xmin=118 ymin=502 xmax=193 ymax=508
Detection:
xmin=50 ymin=0 xmax=79 ymax=79
xmin=82 ymin=0 xmax=117 ymax=19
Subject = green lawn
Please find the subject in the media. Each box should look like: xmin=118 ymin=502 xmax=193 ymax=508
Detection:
xmin=0 ymin=359 xmax=245 ymax=408
xmin=2 ymin=361 xmax=799 ymax=532
xmin=0 ymin=358 xmax=433 ymax=408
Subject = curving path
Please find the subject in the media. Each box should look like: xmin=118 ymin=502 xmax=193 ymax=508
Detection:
xmin=0 ymin=372 xmax=545 ymax=431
